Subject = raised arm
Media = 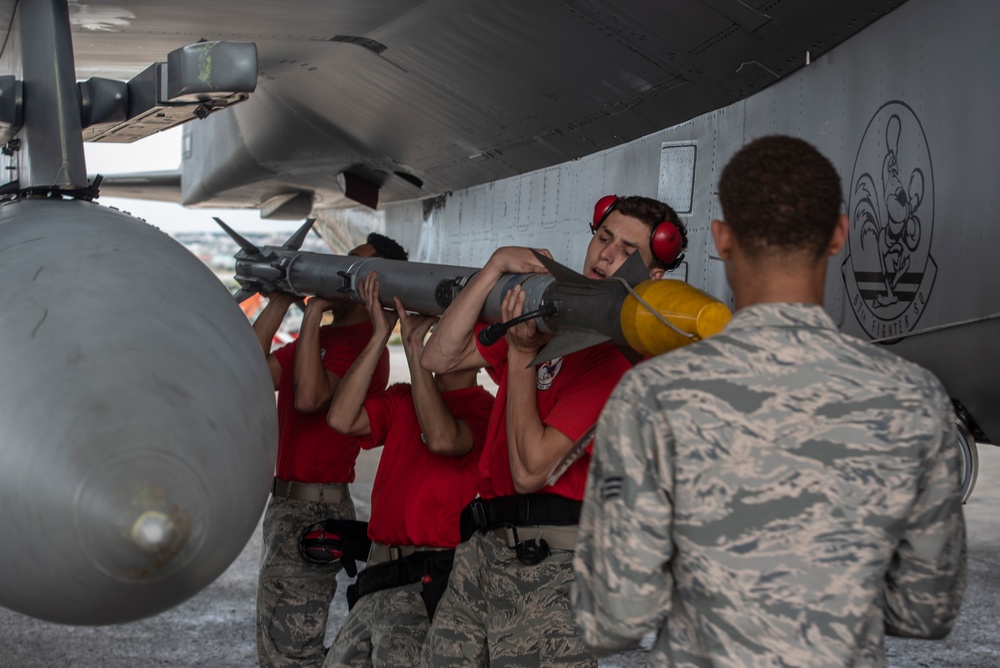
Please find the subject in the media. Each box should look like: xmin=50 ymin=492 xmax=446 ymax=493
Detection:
xmin=502 ymin=284 xmax=574 ymax=493
xmin=292 ymin=297 xmax=343 ymax=412
xmin=327 ymin=274 xmax=398 ymax=435
xmin=421 ymin=246 xmax=552 ymax=374
xmin=251 ymin=291 xmax=298 ymax=390
xmin=401 ymin=300 xmax=477 ymax=456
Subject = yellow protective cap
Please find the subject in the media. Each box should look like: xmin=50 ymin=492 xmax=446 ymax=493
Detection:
xmin=620 ymin=279 xmax=731 ymax=356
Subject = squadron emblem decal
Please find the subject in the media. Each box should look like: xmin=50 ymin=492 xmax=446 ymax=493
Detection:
xmin=842 ymin=101 xmax=936 ymax=340
xmin=536 ymin=357 xmax=563 ymax=390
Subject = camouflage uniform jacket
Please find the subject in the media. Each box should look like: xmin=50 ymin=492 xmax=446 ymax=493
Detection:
xmin=573 ymin=303 xmax=967 ymax=667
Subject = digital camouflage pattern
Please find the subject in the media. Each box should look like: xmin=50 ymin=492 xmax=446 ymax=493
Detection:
xmin=324 ymin=580 xmax=429 ymax=668
xmin=422 ymin=530 xmax=596 ymax=667
xmin=257 ymin=493 xmax=357 ymax=668
xmin=574 ymin=303 xmax=967 ymax=667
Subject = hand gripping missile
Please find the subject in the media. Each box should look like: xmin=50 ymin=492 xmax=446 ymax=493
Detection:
xmin=486 ymin=251 xmax=733 ymax=364
xmin=220 ymin=220 xmax=732 ymax=363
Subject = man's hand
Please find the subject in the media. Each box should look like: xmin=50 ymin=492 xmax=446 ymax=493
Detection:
xmin=263 ymin=291 xmax=301 ymax=310
xmin=503 ymin=284 xmax=550 ymax=354
xmin=304 ymin=295 xmax=338 ymax=318
xmin=395 ymin=297 xmax=437 ymax=355
xmin=485 ymin=247 xmax=553 ymax=275
xmin=421 ymin=245 xmax=552 ymax=375
xmin=358 ymin=273 xmax=398 ymax=342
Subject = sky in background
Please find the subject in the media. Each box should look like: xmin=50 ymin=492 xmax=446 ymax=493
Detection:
xmin=84 ymin=126 xmax=307 ymax=235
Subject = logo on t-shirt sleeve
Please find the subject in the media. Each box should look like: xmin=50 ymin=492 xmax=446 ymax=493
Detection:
xmin=536 ymin=357 xmax=564 ymax=391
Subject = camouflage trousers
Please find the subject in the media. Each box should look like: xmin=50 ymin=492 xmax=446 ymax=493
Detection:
xmin=420 ymin=530 xmax=597 ymax=668
xmin=324 ymin=581 xmax=430 ymax=667
xmin=257 ymin=491 xmax=357 ymax=668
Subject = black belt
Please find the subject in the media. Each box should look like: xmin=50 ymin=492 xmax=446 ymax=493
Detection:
xmin=459 ymin=494 xmax=582 ymax=542
xmin=272 ymin=478 xmax=347 ymax=504
xmin=346 ymin=549 xmax=454 ymax=608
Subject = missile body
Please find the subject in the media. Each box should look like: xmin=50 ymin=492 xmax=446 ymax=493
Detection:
xmin=222 ymin=220 xmax=481 ymax=317
xmin=225 ymin=223 xmax=732 ymax=361
xmin=0 ymin=200 xmax=277 ymax=624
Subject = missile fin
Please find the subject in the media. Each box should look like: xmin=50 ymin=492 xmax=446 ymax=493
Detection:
xmin=610 ymin=251 xmax=651 ymax=286
xmin=531 ymin=250 xmax=592 ymax=286
xmin=213 ymin=217 xmax=261 ymax=255
xmin=529 ymin=326 xmax=611 ymax=366
xmin=232 ymin=286 xmax=260 ymax=304
xmin=281 ymin=218 xmax=316 ymax=251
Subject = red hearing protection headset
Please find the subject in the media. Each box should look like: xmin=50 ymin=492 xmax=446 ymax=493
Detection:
xmin=591 ymin=195 xmax=686 ymax=269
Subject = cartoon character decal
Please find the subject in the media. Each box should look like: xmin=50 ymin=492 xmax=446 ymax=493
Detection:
xmin=536 ymin=357 xmax=563 ymax=391
xmin=842 ymin=101 xmax=936 ymax=340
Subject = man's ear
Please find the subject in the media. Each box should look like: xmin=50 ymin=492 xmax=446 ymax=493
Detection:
xmin=711 ymin=219 xmax=733 ymax=260
xmin=648 ymin=266 xmax=665 ymax=280
xmin=828 ymin=214 xmax=849 ymax=256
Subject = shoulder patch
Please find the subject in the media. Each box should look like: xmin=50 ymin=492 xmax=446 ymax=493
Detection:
xmin=601 ymin=476 xmax=622 ymax=501
xmin=536 ymin=357 xmax=564 ymax=390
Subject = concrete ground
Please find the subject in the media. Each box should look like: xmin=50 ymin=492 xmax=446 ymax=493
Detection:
xmin=2 ymin=346 xmax=998 ymax=666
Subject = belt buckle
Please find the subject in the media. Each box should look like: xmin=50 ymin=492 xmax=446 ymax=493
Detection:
xmin=516 ymin=496 xmax=531 ymax=524
xmin=469 ymin=499 xmax=489 ymax=530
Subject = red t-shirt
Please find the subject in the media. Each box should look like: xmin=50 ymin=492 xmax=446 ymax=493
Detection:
xmin=363 ymin=384 xmax=494 ymax=547
xmin=273 ymin=321 xmax=389 ymax=483
xmin=475 ymin=325 xmax=633 ymax=500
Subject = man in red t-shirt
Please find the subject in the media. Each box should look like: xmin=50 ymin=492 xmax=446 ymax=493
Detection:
xmin=252 ymin=233 xmax=408 ymax=668
xmin=419 ymin=196 xmax=686 ymax=666
xmin=322 ymin=272 xmax=494 ymax=667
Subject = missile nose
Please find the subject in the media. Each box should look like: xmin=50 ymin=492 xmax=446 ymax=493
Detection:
xmin=74 ymin=450 xmax=209 ymax=584
xmin=132 ymin=511 xmax=176 ymax=551
xmin=620 ymin=279 xmax=733 ymax=356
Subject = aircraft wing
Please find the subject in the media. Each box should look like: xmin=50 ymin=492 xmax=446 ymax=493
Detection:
xmin=0 ymin=0 xmax=907 ymax=212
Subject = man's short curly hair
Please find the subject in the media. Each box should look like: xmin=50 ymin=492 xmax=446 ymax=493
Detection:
xmin=718 ymin=135 xmax=842 ymax=258
xmin=612 ymin=195 xmax=687 ymax=270
xmin=366 ymin=232 xmax=408 ymax=261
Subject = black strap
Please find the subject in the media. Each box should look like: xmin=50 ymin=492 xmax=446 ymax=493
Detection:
xmin=347 ymin=549 xmax=454 ymax=609
xmin=459 ymin=494 xmax=582 ymax=542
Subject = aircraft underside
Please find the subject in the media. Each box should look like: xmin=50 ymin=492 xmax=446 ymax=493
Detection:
xmin=0 ymin=0 xmax=994 ymax=629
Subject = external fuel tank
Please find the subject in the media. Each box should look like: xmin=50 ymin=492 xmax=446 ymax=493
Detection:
xmin=0 ymin=199 xmax=277 ymax=624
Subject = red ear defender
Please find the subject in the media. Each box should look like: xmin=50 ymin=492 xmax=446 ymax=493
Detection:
xmin=592 ymin=195 xmax=688 ymax=270
xmin=591 ymin=195 xmax=619 ymax=233
xmin=650 ymin=220 xmax=685 ymax=268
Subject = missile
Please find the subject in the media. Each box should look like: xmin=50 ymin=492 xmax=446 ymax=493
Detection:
xmin=0 ymin=0 xmax=274 ymax=625
xmin=220 ymin=220 xmax=732 ymax=363
xmin=217 ymin=217 xmax=481 ymax=315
